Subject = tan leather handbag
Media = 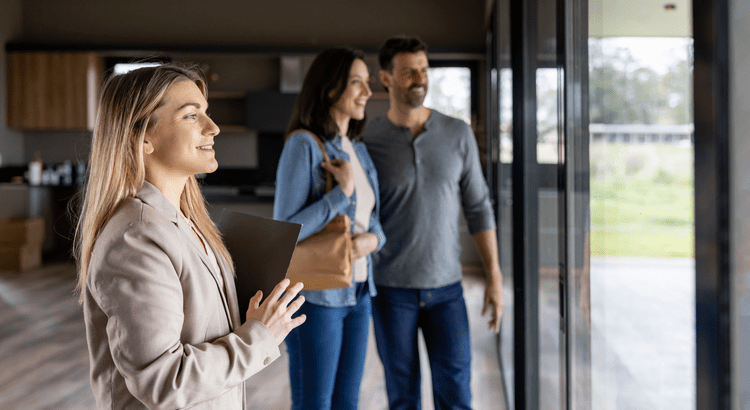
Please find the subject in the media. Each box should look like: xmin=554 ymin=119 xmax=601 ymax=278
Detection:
xmin=285 ymin=130 xmax=353 ymax=290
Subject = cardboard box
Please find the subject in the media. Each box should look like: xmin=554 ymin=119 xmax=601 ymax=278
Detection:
xmin=0 ymin=218 xmax=45 ymax=246
xmin=0 ymin=245 xmax=42 ymax=271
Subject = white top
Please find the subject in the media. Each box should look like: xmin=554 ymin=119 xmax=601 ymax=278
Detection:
xmin=341 ymin=136 xmax=375 ymax=282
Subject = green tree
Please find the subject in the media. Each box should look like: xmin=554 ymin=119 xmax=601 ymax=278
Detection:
xmin=588 ymin=39 xmax=692 ymax=125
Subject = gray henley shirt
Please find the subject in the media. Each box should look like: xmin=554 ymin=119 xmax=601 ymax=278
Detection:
xmin=363 ymin=110 xmax=496 ymax=289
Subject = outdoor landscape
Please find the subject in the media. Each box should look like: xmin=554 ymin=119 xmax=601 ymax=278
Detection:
xmin=590 ymin=142 xmax=693 ymax=257
xmin=588 ymin=37 xmax=696 ymax=410
xmin=588 ymin=37 xmax=693 ymax=258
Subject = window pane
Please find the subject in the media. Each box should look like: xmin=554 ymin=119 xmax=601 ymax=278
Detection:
xmin=425 ymin=67 xmax=471 ymax=125
xmin=588 ymin=37 xmax=695 ymax=410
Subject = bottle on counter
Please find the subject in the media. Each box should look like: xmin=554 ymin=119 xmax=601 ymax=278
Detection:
xmin=58 ymin=160 xmax=73 ymax=186
xmin=27 ymin=151 xmax=43 ymax=186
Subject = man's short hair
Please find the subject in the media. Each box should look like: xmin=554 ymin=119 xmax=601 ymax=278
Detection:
xmin=378 ymin=36 xmax=428 ymax=72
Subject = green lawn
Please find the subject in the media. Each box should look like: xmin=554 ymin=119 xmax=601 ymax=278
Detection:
xmin=590 ymin=143 xmax=694 ymax=258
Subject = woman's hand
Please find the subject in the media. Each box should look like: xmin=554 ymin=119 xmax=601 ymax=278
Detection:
xmin=321 ymin=159 xmax=354 ymax=197
xmin=245 ymin=279 xmax=306 ymax=345
xmin=351 ymin=233 xmax=378 ymax=261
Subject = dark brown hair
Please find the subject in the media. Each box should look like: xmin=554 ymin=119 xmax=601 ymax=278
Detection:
xmin=378 ymin=36 xmax=428 ymax=72
xmin=286 ymin=47 xmax=368 ymax=141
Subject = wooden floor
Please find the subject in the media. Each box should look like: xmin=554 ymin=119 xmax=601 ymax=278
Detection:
xmin=0 ymin=263 xmax=505 ymax=410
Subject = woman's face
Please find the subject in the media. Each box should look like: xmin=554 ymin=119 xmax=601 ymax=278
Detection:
xmin=330 ymin=58 xmax=372 ymax=123
xmin=144 ymin=80 xmax=220 ymax=180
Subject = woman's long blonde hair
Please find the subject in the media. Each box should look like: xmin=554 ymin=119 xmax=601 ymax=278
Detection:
xmin=74 ymin=63 xmax=233 ymax=302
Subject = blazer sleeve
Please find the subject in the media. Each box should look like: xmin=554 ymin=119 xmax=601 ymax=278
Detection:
xmin=88 ymin=219 xmax=280 ymax=410
xmin=274 ymin=132 xmax=351 ymax=241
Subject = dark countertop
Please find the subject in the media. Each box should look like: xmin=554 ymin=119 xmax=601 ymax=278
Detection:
xmin=200 ymin=185 xmax=275 ymax=204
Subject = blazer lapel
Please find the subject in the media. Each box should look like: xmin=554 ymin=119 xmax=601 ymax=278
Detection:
xmin=216 ymin=255 xmax=242 ymax=330
xmin=136 ymin=182 xmax=234 ymax=329
xmin=175 ymin=217 xmax=234 ymax=328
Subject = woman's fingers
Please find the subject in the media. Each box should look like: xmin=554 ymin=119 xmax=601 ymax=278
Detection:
xmin=286 ymin=294 xmax=305 ymax=315
xmin=321 ymin=159 xmax=352 ymax=175
xmin=264 ymin=278 xmax=291 ymax=305
xmin=251 ymin=290 xmax=262 ymax=308
xmin=245 ymin=290 xmax=263 ymax=317
xmin=278 ymin=281 xmax=304 ymax=308
xmin=320 ymin=161 xmax=336 ymax=173
xmin=290 ymin=314 xmax=307 ymax=328
xmin=321 ymin=160 xmax=354 ymax=197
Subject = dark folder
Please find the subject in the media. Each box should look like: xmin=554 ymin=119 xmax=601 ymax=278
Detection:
xmin=217 ymin=208 xmax=301 ymax=322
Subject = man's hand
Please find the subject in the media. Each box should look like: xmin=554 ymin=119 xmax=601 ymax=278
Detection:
xmin=472 ymin=230 xmax=504 ymax=333
xmin=482 ymin=273 xmax=503 ymax=333
xmin=246 ymin=279 xmax=306 ymax=345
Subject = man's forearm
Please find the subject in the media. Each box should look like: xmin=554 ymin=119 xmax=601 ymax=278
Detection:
xmin=472 ymin=229 xmax=502 ymax=281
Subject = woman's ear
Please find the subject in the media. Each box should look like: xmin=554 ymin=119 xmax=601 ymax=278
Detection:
xmin=143 ymin=139 xmax=154 ymax=155
xmin=328 ymin=86 xmax=341 ymax=101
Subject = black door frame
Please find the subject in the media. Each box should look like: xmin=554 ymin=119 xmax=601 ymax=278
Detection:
xmin=487 ymin=0 xmax=590 ymax=408
xmin=693 ymin=0 xmax=731 ymax=408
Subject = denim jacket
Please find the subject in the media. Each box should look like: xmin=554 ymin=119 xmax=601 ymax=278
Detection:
xmin=273 ymin=130 xmax=386 ymax=307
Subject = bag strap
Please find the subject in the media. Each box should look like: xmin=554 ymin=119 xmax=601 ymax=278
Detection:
xmin=288 ymin=129 xmax=333 ymax=193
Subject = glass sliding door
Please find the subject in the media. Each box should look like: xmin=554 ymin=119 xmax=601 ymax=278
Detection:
xmin=489 ymin=1 xmax=704 ymax=409
xmin=587 ymin=7 xmax=696 ymax=410
xmin=489 ymin=0 xmax=590 ymax=408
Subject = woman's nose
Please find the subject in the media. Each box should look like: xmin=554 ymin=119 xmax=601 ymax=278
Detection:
xmin=205 ymin=114 xmax=220 ymax=136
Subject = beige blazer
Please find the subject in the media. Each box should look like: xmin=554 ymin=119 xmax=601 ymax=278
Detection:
xmin=83 ymin=182 xmax=280 ymax=410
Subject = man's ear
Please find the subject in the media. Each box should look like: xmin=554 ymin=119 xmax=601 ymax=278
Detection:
xmin=379 ymin=69 xmax=391 ymax=91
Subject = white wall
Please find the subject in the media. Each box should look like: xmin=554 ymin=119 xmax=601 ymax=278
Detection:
xmin=0 ymin=0 xmax=24 ymax=166
xmin=730 ymin=0 xmax=750 ymax=408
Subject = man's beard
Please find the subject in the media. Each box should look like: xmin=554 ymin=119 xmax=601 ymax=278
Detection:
xmin=400 ymin=84 xmax=428 ymax=108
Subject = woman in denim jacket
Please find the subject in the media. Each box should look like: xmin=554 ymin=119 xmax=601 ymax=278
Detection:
xmin=273 ymin=48 xmax=386 ymax=410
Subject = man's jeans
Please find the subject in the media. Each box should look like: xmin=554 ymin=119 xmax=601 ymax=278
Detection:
xmin=286 ymin=281 xmax=371 ymax=410
xmin=372 ymin=281 xmax=472 ymax=410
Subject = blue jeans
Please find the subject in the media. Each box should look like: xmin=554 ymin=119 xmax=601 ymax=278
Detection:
xmin=286 ymin=281 xmax=371 ymax=410
xmin=372 ymin=281 xmax=472 ymax=410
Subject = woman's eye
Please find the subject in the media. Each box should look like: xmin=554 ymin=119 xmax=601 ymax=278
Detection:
xmin=185 ymin=114 xmax=197 ymax=120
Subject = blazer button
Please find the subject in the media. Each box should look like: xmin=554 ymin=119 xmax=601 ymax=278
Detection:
xmin=264 ymin=357 xmax=271 ymax=366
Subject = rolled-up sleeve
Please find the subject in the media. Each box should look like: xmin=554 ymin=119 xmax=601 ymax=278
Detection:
xmin=88 ymin=221 xmax=280 ymax=410
xmin=459 ymin=129 xmax=497 ymax=235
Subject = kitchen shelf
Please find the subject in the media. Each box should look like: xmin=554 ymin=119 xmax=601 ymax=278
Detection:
xmin=207 ymin=91 xmax=247 ymax=133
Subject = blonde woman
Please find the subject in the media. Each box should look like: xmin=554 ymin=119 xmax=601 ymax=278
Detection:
xmin=75 ymin=64 xmax=306 ymax=410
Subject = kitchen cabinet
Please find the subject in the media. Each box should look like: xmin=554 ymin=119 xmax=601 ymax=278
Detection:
xmin=7 ymin=52 xmax=102 ymax=131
